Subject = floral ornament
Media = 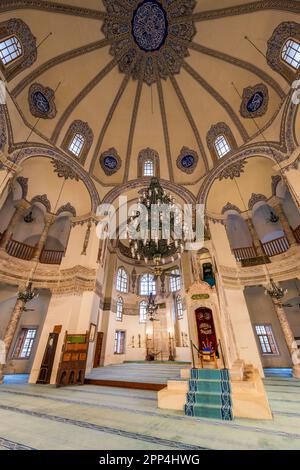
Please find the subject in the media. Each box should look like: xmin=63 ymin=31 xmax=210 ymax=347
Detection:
xmin=51 ymin=160 xmax=79 ymax=181
xmin=218 ymin=160 xmax=247 ymax=181
xmin=176 ymin=147 xmax=198 ymax=174
xmin=240 ymin=84 xmax=269 ymax=118
xmin=28 ymin=83 xmax=57 ymax=119
xmin=102 ymin=0 xmax=196 ymax=85
xmin=100 ymin=148 xmax=122 ymax=175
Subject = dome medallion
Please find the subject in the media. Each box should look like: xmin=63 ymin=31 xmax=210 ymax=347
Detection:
xmin=102 ymin=0 xmax=196 ymax=85
xmin=132 ymin=1 xmax=168 ymax=52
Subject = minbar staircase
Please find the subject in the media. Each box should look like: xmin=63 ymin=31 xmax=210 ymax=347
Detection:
xmin=184 ymin=368 xmax=233 ymax=420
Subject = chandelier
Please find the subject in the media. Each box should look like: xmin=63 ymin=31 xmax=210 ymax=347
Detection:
xmin=146 ymin=293 xmax=159 ymax=321
xmin=129 ymin=178 xmax=185 ymax=265
xmin=265 ymin=279 xmax=288 ymax=301
xmin=18 ymin=282 xmax=38 ymax=304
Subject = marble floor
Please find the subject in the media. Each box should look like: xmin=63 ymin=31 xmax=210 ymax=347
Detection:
xmin=0 ymin=371 xmax=299 ymax=450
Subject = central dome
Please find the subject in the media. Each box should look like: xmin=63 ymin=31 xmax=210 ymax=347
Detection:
xmin=132 ymin=1 xmax=168 ymax=52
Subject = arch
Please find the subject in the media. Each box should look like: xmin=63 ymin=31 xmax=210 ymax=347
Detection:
xmin=10 ymin=145 xmax=100 ymax=212
xmin=103 ymin=177 xmax=196 ymax=205
xmin=197 ymin=144 xmax=285 ymax=205
xmin=252 ymin=202 xmax=284 ymax=244
xmin=12 ymin=201 xmax=46 ymax=246
xmin=224 ymin=211 xmax=253 ymax=252
xmin=44 ymin=212 xmax=73 ymax=252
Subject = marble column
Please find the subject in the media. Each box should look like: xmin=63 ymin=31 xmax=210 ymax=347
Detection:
xmin=0 ymin=294 xmax=26 ymax=383
xmin=247 ymin=218 xmax=264 ymax=257
xmin=0 ymin=201 xmax=27 ymax=249
xmin=273 ymin=299 xmax=300 ymax=379
xmin=274 ymin=204 xmax=296 ymax=246
xmin=32 ymin=214 xmax=53 ymax=261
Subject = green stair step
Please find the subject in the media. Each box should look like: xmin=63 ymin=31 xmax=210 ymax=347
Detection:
xmin=189 ymin=380 xmax=231 ymax=394
xmin=187 ymin=391 xmax=232 ymax=406
xmin=190 ymin=368 xmax=230 ymax=381
xmin=185 ymin=403 xmax=233 ymax=420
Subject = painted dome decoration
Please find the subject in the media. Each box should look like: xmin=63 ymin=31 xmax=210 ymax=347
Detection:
xmin=100 ymin=148 xmax=122 ymax=176
xmin=176 ymin=147 xmax=198 ymax=174
xmin=102 ymin=0 xmax=196 ymax=85
xmin=132 ymin=1 xmax=168 ymax=52
xmin=28 ymin=83 xmax=57 ymax=119
xmin=240 ymin=84 xmax=269 ymax=118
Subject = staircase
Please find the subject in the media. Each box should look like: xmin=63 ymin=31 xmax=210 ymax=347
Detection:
xmin=184 ymin=369 xmax=233 ymax=420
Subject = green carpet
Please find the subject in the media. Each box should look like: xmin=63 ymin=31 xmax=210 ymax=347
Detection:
xmin=185 ymin=369 xmax=233 ymax=420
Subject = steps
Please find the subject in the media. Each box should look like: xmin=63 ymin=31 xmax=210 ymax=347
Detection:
xmin=184 ymin=369 xmax=233 ymax=421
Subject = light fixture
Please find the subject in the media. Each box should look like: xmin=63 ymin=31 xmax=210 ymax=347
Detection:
xmin=129 ymin=178 xmax=184 ymax=265
xmin=18 ymin=282 xmax=38 ymax=304
xmin=146 ymin=292 xmax=159 ymax=322
xmin=265 ymin=278 xmax=288 ymax=301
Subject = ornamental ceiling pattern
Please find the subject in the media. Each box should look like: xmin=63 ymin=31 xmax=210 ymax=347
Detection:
xmin=102 ymin=0 xmax=196 ymax=85
xmin=0 ymin=1 xmax=298 ymax=196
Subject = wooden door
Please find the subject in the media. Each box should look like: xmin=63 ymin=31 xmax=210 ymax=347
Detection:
xmin=36 ymin=332 xmax=59 ymax=384
xmin=93 ymin=332 xmax=104 ymax=368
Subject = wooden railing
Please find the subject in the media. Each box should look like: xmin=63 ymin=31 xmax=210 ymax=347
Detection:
xmin=293 ymin=225 xmax=300 ymax=244
xmin=6 ymin=239 xmax=35 ymax=261
xmin=39 ymin=248 xmax=64 ymax=265
xmin=262 ymin=236 xmax=289 ymax=257
xmin=233 ymin=246 xmax=256 ymax=261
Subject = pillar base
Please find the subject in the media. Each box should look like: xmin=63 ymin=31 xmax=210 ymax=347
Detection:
xmin=292 ymin=364 xmax=300 ymax=379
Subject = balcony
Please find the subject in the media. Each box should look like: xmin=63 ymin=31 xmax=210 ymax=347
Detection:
xmin=261 ymin=236 xmax=289 ymax=257
xmin=39 ymin=248 xmax=64 ymax=265
xmin=293 ymin=225 xmax=300 ymax=244
xmin=6 ymin=239 xmax=35 ymax=261
xmin=233 ymin=246 xmax=256 ymax=262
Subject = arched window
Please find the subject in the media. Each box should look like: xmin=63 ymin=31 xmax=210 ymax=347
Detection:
xmin=143 ymin=159 xmax=154 ymax=177
xmin=176 ymin=295 xmax=184 ymax=320
xmin=170 ymin=269 xmax=181 ymax=292
xmin=62 ymin=120 xmax=93 ymax=165
xmin=215 ymin=135 xmax=231 ymax=159
xmin=140 ymin=301 xmax=148 ymax=323
xmin=116 ymin=267 xmax=128 ymax=293
xmin=140 ymin=274 xmax=156 ymax=296
xmin=0 ymin=19 xmax=37 ymax=81
xmin=0 ymin=35 xmax=22 ymax=65
xmin=116 ymin=297 xmax=123 ymax=321
xmin=138 ymin=148 xmax=160 ymax=178
xmin=207 ymin=122 xmax=236 ymax=163
xmin=281 ymin=39 xmax=300 ymax=69
xmin=68 ymin=133 xmax=85 ymax=157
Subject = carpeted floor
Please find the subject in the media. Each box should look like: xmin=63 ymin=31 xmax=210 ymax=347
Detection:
xmin=0 ymin=370 xmax=299 ymax=450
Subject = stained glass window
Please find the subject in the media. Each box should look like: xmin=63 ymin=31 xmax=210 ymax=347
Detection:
xmin=0 ymin=36 xmax=22 ymax=65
